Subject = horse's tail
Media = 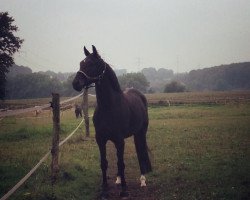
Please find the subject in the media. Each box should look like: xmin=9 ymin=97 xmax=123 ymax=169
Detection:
xmin=139 ymin=92 xmax=148 ymax=109
xmin=134 ymin=132 xmax=152 ymax=174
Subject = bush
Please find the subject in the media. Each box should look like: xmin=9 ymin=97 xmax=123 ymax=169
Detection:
xmin=164 ymin=81 xmax=186 ymax=93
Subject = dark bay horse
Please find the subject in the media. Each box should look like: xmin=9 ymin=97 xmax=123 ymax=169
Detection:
xmin=72 ymin=45 xmax=152 ymax=198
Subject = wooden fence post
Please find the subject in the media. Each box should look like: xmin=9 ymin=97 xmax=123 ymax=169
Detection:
xmin=51 ymin=93 xmax=60 ymax=183
xmin=82 ymin=88 xmax=90 ymax=137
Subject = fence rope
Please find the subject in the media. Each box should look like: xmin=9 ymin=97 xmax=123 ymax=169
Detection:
xmin=88 ymin=94 xmax=96 ymax=97
xmin=0 ymin=93 xmax=86 ymax=118
xmin=0 ymin=117 xmax=87 ymax=200
xmin=59 ymin=117 xmax=88 ymax=147
xmin=0 ymin=152 xmax=50 ymax=200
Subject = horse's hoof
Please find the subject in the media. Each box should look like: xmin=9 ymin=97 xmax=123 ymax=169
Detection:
xmin=115 ymin=176 xmax=121 ymax=185
xmin=140 ymin=182 xmax=147 ymax=187
xmin=140 ymin=175 xmax=147 ymax=187
xmin=120 ymin=191 xmax=129 ymax=199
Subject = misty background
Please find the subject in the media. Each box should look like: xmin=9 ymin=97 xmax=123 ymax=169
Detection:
xmin=1 ymin=0 xmax=250 ymax=73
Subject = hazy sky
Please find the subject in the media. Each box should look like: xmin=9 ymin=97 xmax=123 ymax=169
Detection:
xmin=1 ymin=0 xmax=250 ymax=73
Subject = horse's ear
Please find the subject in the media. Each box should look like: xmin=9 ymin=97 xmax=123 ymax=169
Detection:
xmin=84 ymin=46 xmax=90 ymax=56
xmin=92 ymin=45 xmax=98 ymax=56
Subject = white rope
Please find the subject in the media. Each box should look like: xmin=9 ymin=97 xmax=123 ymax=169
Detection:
xmin=88 ymin=94 xmax=96 ymax=97
xmin=60 ymin=93 xmax=83 ymax=105
xmin=0 ymin=93 xmax=84 ymax=118
xmin=0 ymin=152 xmax=50 ymax=200
xmin=59 ymin=118 xmax=86 ymax=146
xmin=0 ymin=117 xmax=87 ymax=200
xmin=0 ymin=103 xmax=51 ymax=118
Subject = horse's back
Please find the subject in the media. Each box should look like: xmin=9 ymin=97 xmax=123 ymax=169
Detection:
xmin=124 ymin=88 xmax=148 ymax=114
xmin=125 ymin=88 xmax=147 ymax=105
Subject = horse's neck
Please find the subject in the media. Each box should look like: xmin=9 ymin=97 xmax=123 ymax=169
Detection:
xmin=95 ymin=66 xmax=122 ymax=109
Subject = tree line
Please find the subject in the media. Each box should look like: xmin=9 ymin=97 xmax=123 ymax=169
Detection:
xmin=177 ymin=62 xmax=250 ymax=91
xmin=6 ymin=69 xmax=78 ymax=99
xmin=5 ymin=61 xmax=250 ymax=99
xmin=5 ymin=65 xmax=150 ymax=99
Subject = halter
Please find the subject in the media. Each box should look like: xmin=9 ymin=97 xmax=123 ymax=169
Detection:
xmin=77 ymin=63 xmax=107 ymax=83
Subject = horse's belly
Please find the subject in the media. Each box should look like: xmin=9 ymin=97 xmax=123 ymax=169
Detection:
xmin=93 ymin=114 xmax=130 ymax=139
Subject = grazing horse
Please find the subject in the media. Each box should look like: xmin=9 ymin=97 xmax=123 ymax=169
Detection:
xmin=72 ymin=45 xmax=152 ymax=198
xmin=75 ymin=104 xmax=82 ymax=118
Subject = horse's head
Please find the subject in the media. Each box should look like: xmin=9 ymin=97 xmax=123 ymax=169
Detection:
xmin=72 ymin=45 xmax=106 ymax=91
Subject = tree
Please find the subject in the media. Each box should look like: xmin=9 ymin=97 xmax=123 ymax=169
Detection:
xmin=6 ymin=73 xmax=62 ymax=99
xmin=118 ymin=72 xmax=149 ymax=93
xmin=164 ymin=81 xmax=186 ymax=93
xmin=61 ymin=73 xmax=80 ymax=97
xmin=0 ymin=12 xmax=23 ymax=99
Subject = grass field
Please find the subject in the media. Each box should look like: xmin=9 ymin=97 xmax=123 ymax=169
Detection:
xmin=148 ymin=104 xmax=250 ymax=199
xmin=0 ymin=92 xmax=250 ymax=199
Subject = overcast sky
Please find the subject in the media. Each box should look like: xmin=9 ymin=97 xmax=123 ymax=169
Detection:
xmin=1 ymin=0 xmax=250 ymax=73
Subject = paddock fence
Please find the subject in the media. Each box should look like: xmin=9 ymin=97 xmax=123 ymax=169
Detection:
xmin=0 ymin=91 xmax=95 ymax=200
xmin=0 ymin=93 xmax=85 ymax=118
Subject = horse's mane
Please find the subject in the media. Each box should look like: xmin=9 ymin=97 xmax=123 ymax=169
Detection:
xmin=102 ymin=61 xmax=122 ymax=93
xmin=95 ymin=51 xmax=122 ymax=93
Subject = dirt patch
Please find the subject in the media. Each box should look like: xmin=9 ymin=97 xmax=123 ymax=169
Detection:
xmin=96 ymin=138 xmax=156 ymax=200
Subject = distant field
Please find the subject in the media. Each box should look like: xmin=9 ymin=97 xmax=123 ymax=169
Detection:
xmin=0 ymin=92 xmax=249 ymax=199
xmin=146 ymin=91 xmax=250 ymax=106
xmin=1 ymin=91 xmax=250 ymax=110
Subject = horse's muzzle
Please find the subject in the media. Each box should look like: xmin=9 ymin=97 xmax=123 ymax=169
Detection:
xmin=72 ymin=79 xmax=83 ymax=92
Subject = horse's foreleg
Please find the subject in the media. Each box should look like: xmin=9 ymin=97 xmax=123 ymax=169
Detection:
xmin=97 ymin=140 xmax=108 ymax=198
xmin=115 ymin=140 xmax=128 ymax=198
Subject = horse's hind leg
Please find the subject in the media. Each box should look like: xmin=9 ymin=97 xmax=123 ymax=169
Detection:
xmin=134 ymin=131 xmax=152 ymax=186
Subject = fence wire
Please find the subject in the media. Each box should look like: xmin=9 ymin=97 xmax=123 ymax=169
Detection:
xmin=0 ymin=117 xmax=86 ymax=200
xmin=0 ymin=92 xmax=96 ymax=200
xmin=0 ymin=93 xmax=88 ymax=118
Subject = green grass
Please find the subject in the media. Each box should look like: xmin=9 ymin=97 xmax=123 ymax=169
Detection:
xmin=148 ymin=104 xmax=250 ymax=199
xmin=0 ymin=96 xmax=250 ymax=199
xmin=0 ymin=109 xmax=100 ymax=200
